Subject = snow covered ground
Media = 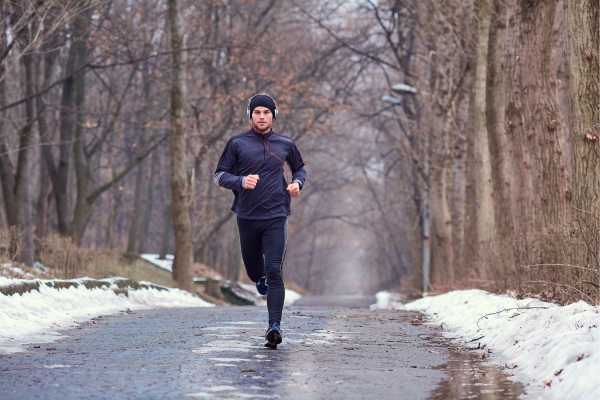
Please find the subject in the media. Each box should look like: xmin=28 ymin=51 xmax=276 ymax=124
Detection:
xmin=0 ymin=277 xmax=213 ymax=354
xmin=373 ymin=289 xmax=599 ymax=399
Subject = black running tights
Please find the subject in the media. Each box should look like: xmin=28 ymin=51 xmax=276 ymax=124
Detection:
xmin=237 ymin=216 xmax=287 ymax=326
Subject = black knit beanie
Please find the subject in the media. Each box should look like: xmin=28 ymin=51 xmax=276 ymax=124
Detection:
xmin=249 ymin=94 xmax=277 ymax=119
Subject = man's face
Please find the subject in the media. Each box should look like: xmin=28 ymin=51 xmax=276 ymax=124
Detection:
xmin=251 ymin=106 xmax=273 ymax=133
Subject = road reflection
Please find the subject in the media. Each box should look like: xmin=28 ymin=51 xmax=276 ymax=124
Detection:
xmin=429 ymin=350 xmax=525 ymax=399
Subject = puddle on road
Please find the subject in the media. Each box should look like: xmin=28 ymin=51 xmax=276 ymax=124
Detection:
xmin=429 ymin=350 xmax=525 ymax=399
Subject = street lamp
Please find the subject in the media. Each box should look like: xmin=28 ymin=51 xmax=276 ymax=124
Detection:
xmin=380 ymin=84 xmax=430 ymax=296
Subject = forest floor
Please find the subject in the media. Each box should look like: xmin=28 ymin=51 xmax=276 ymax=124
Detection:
xmin=0 ymin=296 xmax=524 ymax=400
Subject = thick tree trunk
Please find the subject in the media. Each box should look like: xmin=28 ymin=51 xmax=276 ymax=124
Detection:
xmin=428 ymin=106 xmax=454 ymax=285
xmin=168 ymin=0 xmax=194 ymax=292
xmin=55 ymin=36 xmax=78 ymax=237
xmin=35 ymin=47 xmax=58 ymax=240
xmin=503 ymin=0 xmax=570 ymax=265
xmin=469 ymin=0 xmax=497 ymax=279
xmin=15 ymin=44 xmax=37 ymax=266
xmin=105 ymin=188 xmax=123 ymax=250
xmin=563 ymin=0 xmax=599 ymax=213
xmin=71 ymin=32 xmax=91 ymax=245
xmin=486 ymin=0 xmax=516 ymax=275
xmin=128 ymin=72 xmax=153 ymax=253
xmin=0 ymin=30 xmax=18 ymax=230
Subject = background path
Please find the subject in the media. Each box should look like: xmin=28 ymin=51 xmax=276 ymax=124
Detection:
xmin=0 ymin=297 xmax=523 ymax=399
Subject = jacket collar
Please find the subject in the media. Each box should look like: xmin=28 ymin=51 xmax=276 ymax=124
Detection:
xmin=250 ymin=128 xmax=274 ymax=140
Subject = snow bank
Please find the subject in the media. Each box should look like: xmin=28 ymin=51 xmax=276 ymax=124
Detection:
xmin=0 ymin=277 xmax=213 ymax=354
xmin=284 ymin=288 xmax=302 ymax=307
xmin=401 ymin=289 xmax=599 ymax=399
xmin=141 ymin=253 xmax=174 ymax=272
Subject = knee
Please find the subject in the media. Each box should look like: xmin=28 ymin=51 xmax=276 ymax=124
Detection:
xmin=265 ymin=265 xmax=283 ymax=285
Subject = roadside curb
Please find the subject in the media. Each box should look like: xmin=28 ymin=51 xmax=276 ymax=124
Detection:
xmin=0 ymin=278 xmax=167 ymax=298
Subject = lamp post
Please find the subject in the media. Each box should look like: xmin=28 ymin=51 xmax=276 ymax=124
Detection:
xmin=381 ymin=84 xmax=430 ymax=295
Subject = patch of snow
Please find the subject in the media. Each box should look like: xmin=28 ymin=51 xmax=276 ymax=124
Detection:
xmin=140 ymin=253 xmax=174 ymax=272
xmin=0 ymin=277 xmax=213 ymax=353
xmin=204 ymin=386 xmax=237 ymax=392
xmin=403 ymin=289 xmax=599 ymax=399
xmin=1 ymin=264 xmax=35 ymax=279
xmin=193 ymin=340 xmax=257 ymax=353
xmin=284 ymin=289 xmax=302 ymax=307
xmin=369 ymin=291 xmax=405 ymax=310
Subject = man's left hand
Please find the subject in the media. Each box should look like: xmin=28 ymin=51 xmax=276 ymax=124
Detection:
xmin=286 ymin=182 xmax=300 ymax=197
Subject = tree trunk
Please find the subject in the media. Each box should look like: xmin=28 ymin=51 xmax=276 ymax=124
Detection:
xmin=428 ymin=105 xmax=454 ymax=285
xmin=35 ymin=46 xmax=58 ymax=240
xmin=136 ymin=149 xmax=158 ymax=254
xmin=503 ymin=0 xmax=570 ymax=265
xmin=159 ymin=204 xmax=172 ymax=259
xmin=127 ymin=70 xmax=153 ymax=253
xmin=563 ymin=0 xmax=599 ymax=213
xmin=486 ymin=0 xmax=516 ymax=275
xmin=468 ymin=0 xmax=497 ymax=279
xmin=127 ymin=162 xmax=147 ymax=252
xmin=105 ymin=187 xmax=123 ymax=250
xmin=168 ymin=0 xmax=194 ymax=292
xmin=55 ymin=31 xmax=79 ymax=237
xmin=0 ymin=27 xmax=18 ymax=230
xmin=71 ymin=29 xmax=91 ymax=245
xmin=15 ymin=39 xmax=37 ymax=266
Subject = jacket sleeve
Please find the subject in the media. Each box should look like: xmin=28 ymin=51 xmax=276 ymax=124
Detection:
xmin=288 ymin=140 xmax=306 ymax=189
xmin=214 ymin=138 xmax=244 ymax=191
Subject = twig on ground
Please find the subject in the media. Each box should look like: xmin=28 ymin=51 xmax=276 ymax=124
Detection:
xmin=476 ymin=306 xmax=549 ymax=329
xmin=467 ymin=335 xmax=485 ymax=342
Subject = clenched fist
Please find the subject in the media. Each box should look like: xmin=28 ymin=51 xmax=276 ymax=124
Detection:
xmin=244 ymin=174 xmax=260 ymax=189
xmin=286 ymin=182 xmax=300 ymax=197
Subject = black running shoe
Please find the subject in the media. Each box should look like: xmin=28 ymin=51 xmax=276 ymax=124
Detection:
xmin=256 ymin=275 xmax=268 ymax=295
xmin=264 ymin=323 xmax=283 ymax=349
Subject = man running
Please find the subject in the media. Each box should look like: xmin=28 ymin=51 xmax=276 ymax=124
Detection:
xmin=214 ymin=94 xmax=306 ymax=349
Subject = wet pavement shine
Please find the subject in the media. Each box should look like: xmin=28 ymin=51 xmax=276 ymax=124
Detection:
xmin=0 ymin=296 xmax=524 ymax=399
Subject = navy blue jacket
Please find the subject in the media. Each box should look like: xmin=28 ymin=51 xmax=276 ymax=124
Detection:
xmin=214 ymin=129 xmax=307 ymax=219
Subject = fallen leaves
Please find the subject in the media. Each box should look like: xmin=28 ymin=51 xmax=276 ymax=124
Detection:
xmin=542 ymin=380 xmax=552 ymax=388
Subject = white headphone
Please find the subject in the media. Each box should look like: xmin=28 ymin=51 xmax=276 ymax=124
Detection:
xmin=247 ymin=94 xmax=279 ymax=119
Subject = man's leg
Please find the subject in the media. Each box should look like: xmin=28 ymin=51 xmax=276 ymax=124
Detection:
xmin=237 ymin=217 xmax=264 ymax=282
xmin=261 ymin=217 xmax=287 ymax=327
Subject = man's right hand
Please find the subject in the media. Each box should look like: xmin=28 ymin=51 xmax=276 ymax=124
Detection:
xmin=244 ymin=174 xmax=260 ymax=189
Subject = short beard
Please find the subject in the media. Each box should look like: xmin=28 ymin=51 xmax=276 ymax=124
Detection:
xmin=252 ymin=121 xmax=272 ymax=133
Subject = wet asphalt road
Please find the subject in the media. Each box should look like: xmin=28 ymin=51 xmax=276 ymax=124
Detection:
xmin=0 ymin=296 xmax=523 ymax=399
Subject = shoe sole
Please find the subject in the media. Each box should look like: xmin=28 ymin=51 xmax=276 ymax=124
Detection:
xmin=264 ymin=329 xmax=282 ymax=349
